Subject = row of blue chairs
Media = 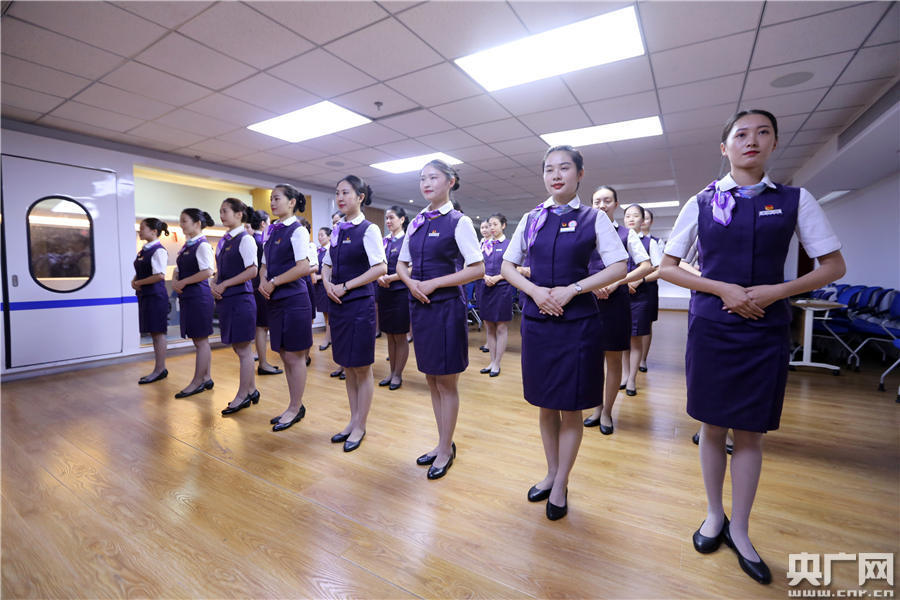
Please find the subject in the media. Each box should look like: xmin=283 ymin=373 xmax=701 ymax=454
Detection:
xmin=810 ymin=284 xmax=900 ymax=397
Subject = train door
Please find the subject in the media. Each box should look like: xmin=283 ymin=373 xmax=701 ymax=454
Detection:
xmin=1 ymin=155 xmax=124 ymax=368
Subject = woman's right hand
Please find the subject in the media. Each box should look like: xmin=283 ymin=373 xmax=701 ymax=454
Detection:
xmin=131 ymin=279 xmax=141 ymax=291
xmin=377 ymin=275 xmax=390 ymax=288
xmin=718 ymin=282 xmax=765 ymax=320
xmin=530 ymin=286 xmax=564 ymax=317
xmin=408 ymin=279 xmax=430 ymax=304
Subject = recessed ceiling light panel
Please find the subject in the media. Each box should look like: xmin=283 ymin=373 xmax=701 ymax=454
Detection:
xmin=247 ymin=101 xmax=371 ymax=143
xmin=540 ymin=116 xmax=663 ymax=148
xmin=371 ymin=152 xmax=463 ymax=174
xmin=455 ymin=6 xmax=645 ymax=92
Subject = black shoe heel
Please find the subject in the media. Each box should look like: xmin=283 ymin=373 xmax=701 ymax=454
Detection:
xmin=722 ymin=521 xmax=772 ymax=584
xmin=546 ymin=489 xmax=568 ymax=520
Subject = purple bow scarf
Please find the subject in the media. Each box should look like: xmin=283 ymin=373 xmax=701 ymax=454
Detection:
xmin=524 ymin=202 xmax=572 ymax=249
xmin=482 ymin=239 xmax=495 ymax=255
xmin=179 ymin=235 xmax=207 ymax=256
xmin=330 ymin=221 xmax=354 ymax=246
xmin=216 ymin=232 xmax=232 ymax=256
xmin=407 ymin=209 xmax=441 ymax=237
xmin=705 ymin=180 xmax=769 ymax=226
xmin=264 ymin=221 xmax=286 ymax=244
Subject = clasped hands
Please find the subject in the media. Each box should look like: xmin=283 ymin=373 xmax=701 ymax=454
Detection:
xmin=719 ymin=283 xmax=780 ymax=320
xmin=531 ymin=285 xmax=577 ymax=317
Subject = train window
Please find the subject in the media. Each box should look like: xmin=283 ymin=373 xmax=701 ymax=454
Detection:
xmin=27 ymin=197 xmax=94 ymax=293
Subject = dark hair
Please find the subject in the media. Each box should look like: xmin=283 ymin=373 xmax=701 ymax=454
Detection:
xmin=142 ymin=218 xmax=169 ymax=237
xmin=542 ymin=145 xmax=584 ymax=172
xmin=180 ymin=209 xmax=213 ymax=229
xmin=331 ymin=209 xmax=343 ymax=220
xmin=625 ymin=203 xmax=646 ymax=220
xmin=274 ymin=183 xmax=306 ymax=213
xmin=451 ymin=199 xmax=462 ymax=212
xmin=594 ymin=185 xmax=618 ymax=204
xmin=319 ymin=226 xmax=332 ymax=237
xmin=644 ymin=208 xmax=654 ymax=223
xmin=298 ymin=217 xmax=312 ymax=233
xmin=221 ymin=197 xmax=251 ymax=223
xmin=249 ymin=210 xmax=269 ymax=231
xmin=421 ymin=159 xmax=460 ymax=191
xmin=337 ymin=174 xmax=373 ymax=206
xmin=721 ymin=109 xmax=778 ymax=143
xmin=387 ymin=205 xmax=410 ymax=231
xmin=488 ymin=213 xmax=507 ymax=227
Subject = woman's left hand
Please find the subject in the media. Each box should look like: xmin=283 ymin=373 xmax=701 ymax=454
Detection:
xmin=745 ymin=284 xmax=782 ymax=310
xmin=131 ymin=279 xmax=141 ymax=291
xmin=259 ymin=279 xmax=275 ymax=300
xmin=172 ymin=280 xmax=184 ymax=294
xmin=418 ymin=279 xmax=437 ymax=298
xmin=549 ymin=285 xmax=577 ymax=309
xmin=210 ymin=282 xmax=226 ymax=299
xmin=628 ymin=280 xmax=640 ymax=294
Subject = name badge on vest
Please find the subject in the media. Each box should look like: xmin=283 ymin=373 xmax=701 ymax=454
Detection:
xmin=559 ymin=220 xmax=577 ymax=233
xmin=428 ymin=229 xmax=440 ymax=237
xmin=342 ymin=237 xmax=352 ymax=244
xmin=275 ymin=238 xmax=282 ymax=244
xmin=224 ymin=245 xmax=232 ymax=251
xmin=759 ymin=204 xmax=782 ymax=216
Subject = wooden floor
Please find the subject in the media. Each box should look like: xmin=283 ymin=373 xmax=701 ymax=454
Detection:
xmin=2 ymin=310 xmax=898 ymax=599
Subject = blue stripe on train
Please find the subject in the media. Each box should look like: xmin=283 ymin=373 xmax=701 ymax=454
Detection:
xmin=4 ymin=296 xmax=139 ymax=311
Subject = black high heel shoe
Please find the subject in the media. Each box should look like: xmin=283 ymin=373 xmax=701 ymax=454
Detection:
xmin=418 ymin=442 xmax=456 ymax=466
xmin=527 ymin=485 xmax=551 ymax=502
xmin=343 ymin=431 xmax=365 ymax=452
xmin=479 ymin=367 xmax=491 ymax=374
xmin=319 ymin=341 xmax=331 ymax=351
xmin=138 ymin=369 xmax=168 ymax=384
xmin=221 ymin=389 xmax=259 ymax=415
xmin=389 ymin=379 xmax=402 ymax=390
xmin=175 ymin=379 xmax=213 ymax=398
xmin=331 ymin=431 xmax=350 ymax=443
xmin=546 ymin=489 xmax=568 ymax=520
xmin=722 ymin=520 xmax=772 ymax=584
xmin=583 ymin=415 xmax=601 ymax=427
xmin=272 ymin=405 xmax=305 ymax=431
xmin=693 ymin=515 xmax=728 ymax=553
xmin=378 ymin=377 xmax=392 ymax=387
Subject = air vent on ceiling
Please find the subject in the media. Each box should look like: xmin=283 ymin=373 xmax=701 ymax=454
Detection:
xmin=838 ymin=79 xmax=900 ymax=150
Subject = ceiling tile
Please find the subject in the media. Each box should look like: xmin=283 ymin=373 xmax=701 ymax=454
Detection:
xmin=268 ymin=49 xmax=376 ymax=99
xmin=509 ymin=1 xmax=629 ymax=35
xmin=743 ymin=52 xmax=855 ymax=99
xmin=223 ymin=73 xmax=320 ymax=114
xmin=101 ymin=61 xmax=210 ymax=105
xmin=73 ymin=83 xmax=174 ymax=120
xmin=518 ymin=105 xmax=591 ymax=134
xmin=658 ymin=74 xmax=744 ymax=114
xmin=252 ymin=1 xmax=389 ymax=45
xmin=452 ymin=145 xmax=504 ymax=162
xmin=267 ymin=144 xmax=329 ymax=162
xmin=744 ymin=88 xmax=829 ymax=120
xmin=8 ymin=1 xmax=167 ymax=57
xmin=155 ymin=108 xmax=237 ymax=137
xmin=386 ymin=63 xmax=483 ymax=108
xmin=341 ymin=147 xmax=401 ymax=165
xmin=818 ymin=79 xmax=892 ymax=111
xmin=135 ymin=33 xmax=257 ymax=90
xmin=662 ymin=102 xmax=737 ymax=133
xmin=838 ymin=43 xmax=900 ymax=84
xmin=665 ymin=125 xmax=725 ymax=149
xmin=465 ymin=118 xmax=533 ymax=143
xmin=802 ymin=106 xmax=862 ymax=131
xmin=0 ymin=55 xmax=92 ymax=98
xmin=761 ymin=1 xmax=858 ymax=26
xmin=184 ymin=138 xmax=257 ymax=160
xmin=1 ymin=83 xmax=64 ymax=113
xmin=325 ymin=19 xmax=442 ymax=81
xmin=48 ymin=101 xmax=144 ymax=132
xmin=583 ymin=91 xmax=660 ymax=126
xmin=178 ymin=2 xmax=313 ymax=70
xmin=334 ymin=122 xmax=407 ymax=146
xmin=490 ymin=136 xmax=549 ymax=156
xmin=215 ymin=128 xmax=289 ymax=152
xmin=417 ymin=129 xmax=483 ymax=151
xmin=866 ymin=3 xmax=899 ymax=46
xmin=235 ymin=151 xmax=299 ymax=168
xmin=791 ymin=127 xmax=841 ymax=146
xmin=1 ymin=105 xmax=44 ymax=122
xmin=476 ymin=156 xmax=521 ymax=171
xmin=375 ymin=138 xmax=434 ymax=157
xmin=1 ymin=19 xmax=123 ymax=79
xmin=332 ymin=84 xmax=419 ymax=119
xmin=639 ymin=1 xmax=762 ymax=52
xmin=113 ymin=2 xmax=213 ymax=28
xmin=651 ymin=32 xmax=754 ymax=88
xmin=300 ymin=136 xmax=365 ymax=156
xmin=397 ymin=1 xmax=527 ymax=59
xmin=431 ymin=95 xmax=510 ymax=128
xmin=185 ymin=93 xmax=276 ymax=126
xmin=607 ymin=135 xmax=670 ymax=157
xmin=563 ymin=55 xmax=654 ymax=104
xmin=778 ymin=144 xmax=820 ymax=159
xmin=37 ymin=114 xmax=133 ymax=139
xmin=128 ymin=122 xmax=206 ymax=147
xmin=751 ymin=3 xmax=886 ymax=69
xmin=378 ymin=109 xmax=454 ymax=137
xmin=305 ymin=155 xmax=364 ymax=171
xmin=491 ymin=77 xmax=578 ymax=115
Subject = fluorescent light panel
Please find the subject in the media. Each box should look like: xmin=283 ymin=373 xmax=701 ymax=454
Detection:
xmin=613 ymin=179 xmax=676 ymax=191
xmin=817 ymin=190 xmax=851 ymax=205
xmin=370 ymin=152 xmax=463 ymax=174
xmin=247 ymin=101 xmax=371 ymax=143
xmin=541 ymin=116 xmax=663 ymax=148
xmin=455 ymin=6 xmax=644 ymax=92
xmin=624 ymin=200 xmax=680 ymax=209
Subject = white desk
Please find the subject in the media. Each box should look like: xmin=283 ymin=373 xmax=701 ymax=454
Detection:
xmin=790 ymin=299 xmax=846 ymax=373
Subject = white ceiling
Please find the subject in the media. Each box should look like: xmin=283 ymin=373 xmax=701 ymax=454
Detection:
xmin=2 ymin=0 xmax=898 ymax=233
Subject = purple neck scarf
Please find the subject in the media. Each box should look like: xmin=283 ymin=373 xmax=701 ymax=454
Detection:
xmin=330 ymin=221 xmax=354 ymax=246
xmin=407 ymin=209 xmax=441 ymax=237
xmin=264 ymin=221 xmax=286 ymax=243
xmin=524 ymin=201 xmax=573 ymax=249
xmin=216 ymin=232 xmax=233 ymax=256
xmin=180 ymin=235 xmax=207 ymax=255
xmin=705 ymin=179 xmax=769 ymax=226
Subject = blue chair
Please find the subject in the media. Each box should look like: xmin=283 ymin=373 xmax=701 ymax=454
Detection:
xmin=813 ymin=285 xmax=866 ymax=367
xmin=464 ymin=282 xmax=482 ymax=330
xmin=850 ymin=289 xmax=896 ymax=364
xmin=874 ymin=293 xmax=900 ymax=394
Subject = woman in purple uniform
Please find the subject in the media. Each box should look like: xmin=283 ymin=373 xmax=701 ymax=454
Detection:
xmin=133 ymin=218 xmax=170 ymax=384
xmin=249 ymin=209 xmax=282 ymax=376
xmin=479 ymin=213 xmax=512 ymax=377
xmin=582 ymin=187 xmax=652 ymax=434
xmin=501 ymin=147 xmax=627 ymax=520
xmin=638 ymin=209 xmax=662 ymax=372
xmin=477 ymin=220 xmax=492 ymax=353
xmin=312 ymin=227 xmax=332 ymax=350
xmin=376 ymin=205 xmax=411 ymax=390
xmin=212 ymin=198 xmax=260 ymax=416
xmin=258 ymin=184 xmax=314 ymax=432
xmin=321 ymin=176 xmax=387 ymax=452
xmin=172 ymin=209 xmax=215 ymax=398
xmin=660 ymin=110 xmax=845 ymax=584
xmin=396 ymin=160 xmax=484 ymax=480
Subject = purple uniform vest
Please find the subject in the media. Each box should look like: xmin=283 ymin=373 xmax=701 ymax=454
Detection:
xmin=134 ymin=243 xmax=167 ymax=299
xmin=588 ymin=223 xmax=630 ymax=274
xmin=691 ymin=184 xmax=799 ymax=326
xmin=524 ymin=206 xmax=600 ymax=321
xmin=252 ymin=232 xmax=264 ymax=289
xmin=264 ymin=221 xmax=308 ymax=301
xmin=483 ymin=238 xmax=510 ymax=283
xmin=216 ymin=231 xmax=253 ymax=297
xmin=384 ymin=235 xmax=406 ymax=291
xmin=408 ymin=210 xmax=465 ymax=302
xmin=329 ymin=220 xmax=375 ymax=302
xmin=176 ymin=239 xmax=210 ymax=299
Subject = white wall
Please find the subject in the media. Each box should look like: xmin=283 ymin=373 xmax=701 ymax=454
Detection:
xmin=134 ymin=177 xmax=252 ymax=221
xmin=821 ymin=173 xmax=900 ymax=290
